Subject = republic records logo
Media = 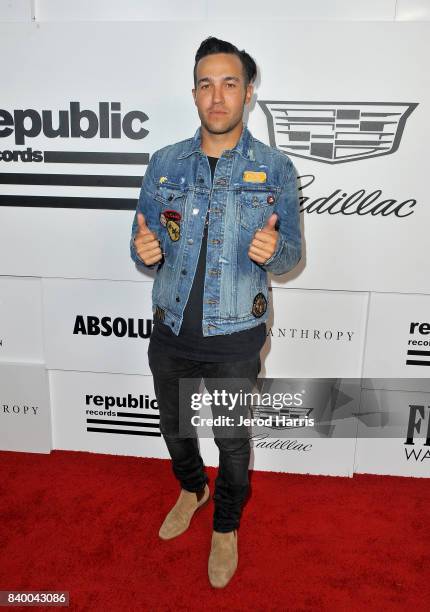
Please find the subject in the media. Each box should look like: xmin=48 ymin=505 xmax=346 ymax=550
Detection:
xmin=0 ymin=101 xmax=150 ymax=210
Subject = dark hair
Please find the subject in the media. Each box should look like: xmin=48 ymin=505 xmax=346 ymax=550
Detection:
xmin=193 ymin=36 xmax=257 ymax=88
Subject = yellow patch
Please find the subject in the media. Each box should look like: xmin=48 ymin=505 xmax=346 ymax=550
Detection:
xmin=159 ymin=176 xmax=168 ymax=184
xmin=166 ymin=220 xmax=180 ymax=242
xmin=243 ymin=171 xmax=267 ymax=183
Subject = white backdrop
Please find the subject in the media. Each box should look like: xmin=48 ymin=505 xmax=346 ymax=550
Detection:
xmin=0 ymin=361 xmax=51 ymax=453
xmin=0 ymin=19 xmax=429 ymax=477
xmin=0 ymin=21 xmax=428 ymax=292
xmin=355 ymin=386 xmax=430 ymax=478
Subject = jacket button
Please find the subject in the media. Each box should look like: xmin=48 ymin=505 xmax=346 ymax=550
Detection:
xmin=181 ymin=269 xmax=187 ymax=275
xmin=171 ymin=322 xmax=175 ymax=327
xmin=187 ymin=238 xmax=193 ymax=245
xmin=176 ymin=296 xmax=180 ymax=302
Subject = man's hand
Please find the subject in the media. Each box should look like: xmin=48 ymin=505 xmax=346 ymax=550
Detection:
xmin=248 ymin=213 xmax=279 ymax=264
xmin=134 ymin=212 xmax=163 ymax=265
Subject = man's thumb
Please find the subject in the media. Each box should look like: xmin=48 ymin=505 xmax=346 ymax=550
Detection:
xmin=263 ymin=212 xmax=278 ymax=231
xmin=137 ymin=212 xmax=150 ymax=233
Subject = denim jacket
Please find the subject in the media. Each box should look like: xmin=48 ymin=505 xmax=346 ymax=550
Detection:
xmin=130 ymin=123 xmax=302 ymax=337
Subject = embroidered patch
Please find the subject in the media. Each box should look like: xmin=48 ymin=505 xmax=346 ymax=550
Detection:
xmin=159 ymin=176 xmax=168 ymax=184
xmin=267 ymin=194 xmax=275 ymax=204
xmin=154 ymin=305 xmax=165 ymax=321
xmin=165 ymin=210 xmax=181 ymax=221
xmin=251 ymin=292 xmax=267 ymax=318
xmin=166 ymin=219 xmax=180 ymax=242
xmin=160 ymin=209 xmax=181 ymax=227
xmin=243 ymin=171 xmax=267 ymax=183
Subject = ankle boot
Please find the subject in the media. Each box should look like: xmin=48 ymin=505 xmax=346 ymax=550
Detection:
xmin=208 ymin=529 xmax=238 ymax=588
xmin=158 ymin=484 xmax=210 ymax=540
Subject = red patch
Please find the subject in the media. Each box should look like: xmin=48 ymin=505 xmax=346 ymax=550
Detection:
xmin=163 ymin=209 xmax=181 ymax=222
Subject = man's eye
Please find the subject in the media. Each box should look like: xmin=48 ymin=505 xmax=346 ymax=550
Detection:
xmin=201 ymin=84 xmax=209 ymax=89
xmin=226 ymin=82 xmax=236 ymax=88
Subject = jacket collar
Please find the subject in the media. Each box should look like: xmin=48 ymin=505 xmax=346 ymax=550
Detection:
xmin=176 ymin=122 xmax=254 ymax=161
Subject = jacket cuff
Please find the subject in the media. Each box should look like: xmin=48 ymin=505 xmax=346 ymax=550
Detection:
xmin=258 ymin=236 xmax=301 ymax=276
xmin=261 ymin=233 xmax=283 ymax=267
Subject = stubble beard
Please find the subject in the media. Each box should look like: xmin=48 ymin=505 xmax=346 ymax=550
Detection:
xmin=200 ymin=109 xmax=244 ymax=136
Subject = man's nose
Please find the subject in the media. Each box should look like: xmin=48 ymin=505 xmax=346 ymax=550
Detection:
xmin=212 ymin=84 xmax=224 ymax=103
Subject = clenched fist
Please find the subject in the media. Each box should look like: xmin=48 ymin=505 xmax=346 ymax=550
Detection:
xmin=134 ymin=212 xmax=163 ymax=266
xmin=248 ymin=213 xmax=279 ymax=264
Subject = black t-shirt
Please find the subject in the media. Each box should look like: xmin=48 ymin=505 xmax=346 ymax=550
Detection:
xmin=149 ymin=155 xmax=266 ymax=362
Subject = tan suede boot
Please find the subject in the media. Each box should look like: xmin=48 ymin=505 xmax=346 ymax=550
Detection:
xmin=208 ymin=529 xmax=238 ymax=588
xmin=158 ymin=484 xmax=210 ymax=540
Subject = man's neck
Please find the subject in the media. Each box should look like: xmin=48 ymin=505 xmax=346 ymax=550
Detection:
xmin=200 ymin=122 xmax=243 ymax=158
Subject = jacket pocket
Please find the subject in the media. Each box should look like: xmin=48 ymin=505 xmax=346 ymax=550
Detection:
xmin=238 ymin=185 xmax=280 ymax=232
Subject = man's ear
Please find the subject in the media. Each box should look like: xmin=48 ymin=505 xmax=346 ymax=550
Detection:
xmin=245 ymin=82 xmax=254 ymax=105
xmin=191 ymin=88 xmax=196 ymax=104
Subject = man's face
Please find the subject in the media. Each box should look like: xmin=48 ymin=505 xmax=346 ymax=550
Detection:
xmin=192 ymin=52 xmax=253 ymax=135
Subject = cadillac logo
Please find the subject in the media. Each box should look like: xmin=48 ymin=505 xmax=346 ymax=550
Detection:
xmin=249 ymin=404 xmax=313 ymax=430
xmin=258 ymin=100 xmax=418 ymax=164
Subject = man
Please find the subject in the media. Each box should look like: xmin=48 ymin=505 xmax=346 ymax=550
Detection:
xmin=130 ymin=36 xmax=302 ymax=588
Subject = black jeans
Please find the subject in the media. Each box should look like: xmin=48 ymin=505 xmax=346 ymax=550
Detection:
xmin=148 ymin=340 xmax=261 ymax=533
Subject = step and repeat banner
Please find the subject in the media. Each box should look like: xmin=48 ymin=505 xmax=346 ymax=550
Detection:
xmin=0 ymin=20 xmax=429 ymax=477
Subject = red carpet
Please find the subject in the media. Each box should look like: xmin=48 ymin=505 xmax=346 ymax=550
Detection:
xmin=0 ymin=449 xmax=429 ymax=611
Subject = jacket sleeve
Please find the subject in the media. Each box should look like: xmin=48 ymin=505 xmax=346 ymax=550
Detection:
xmin=129 ymin=150 xmax=163 ymax=270
xmin=258 ymin=156 xmax=302 ymax=276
